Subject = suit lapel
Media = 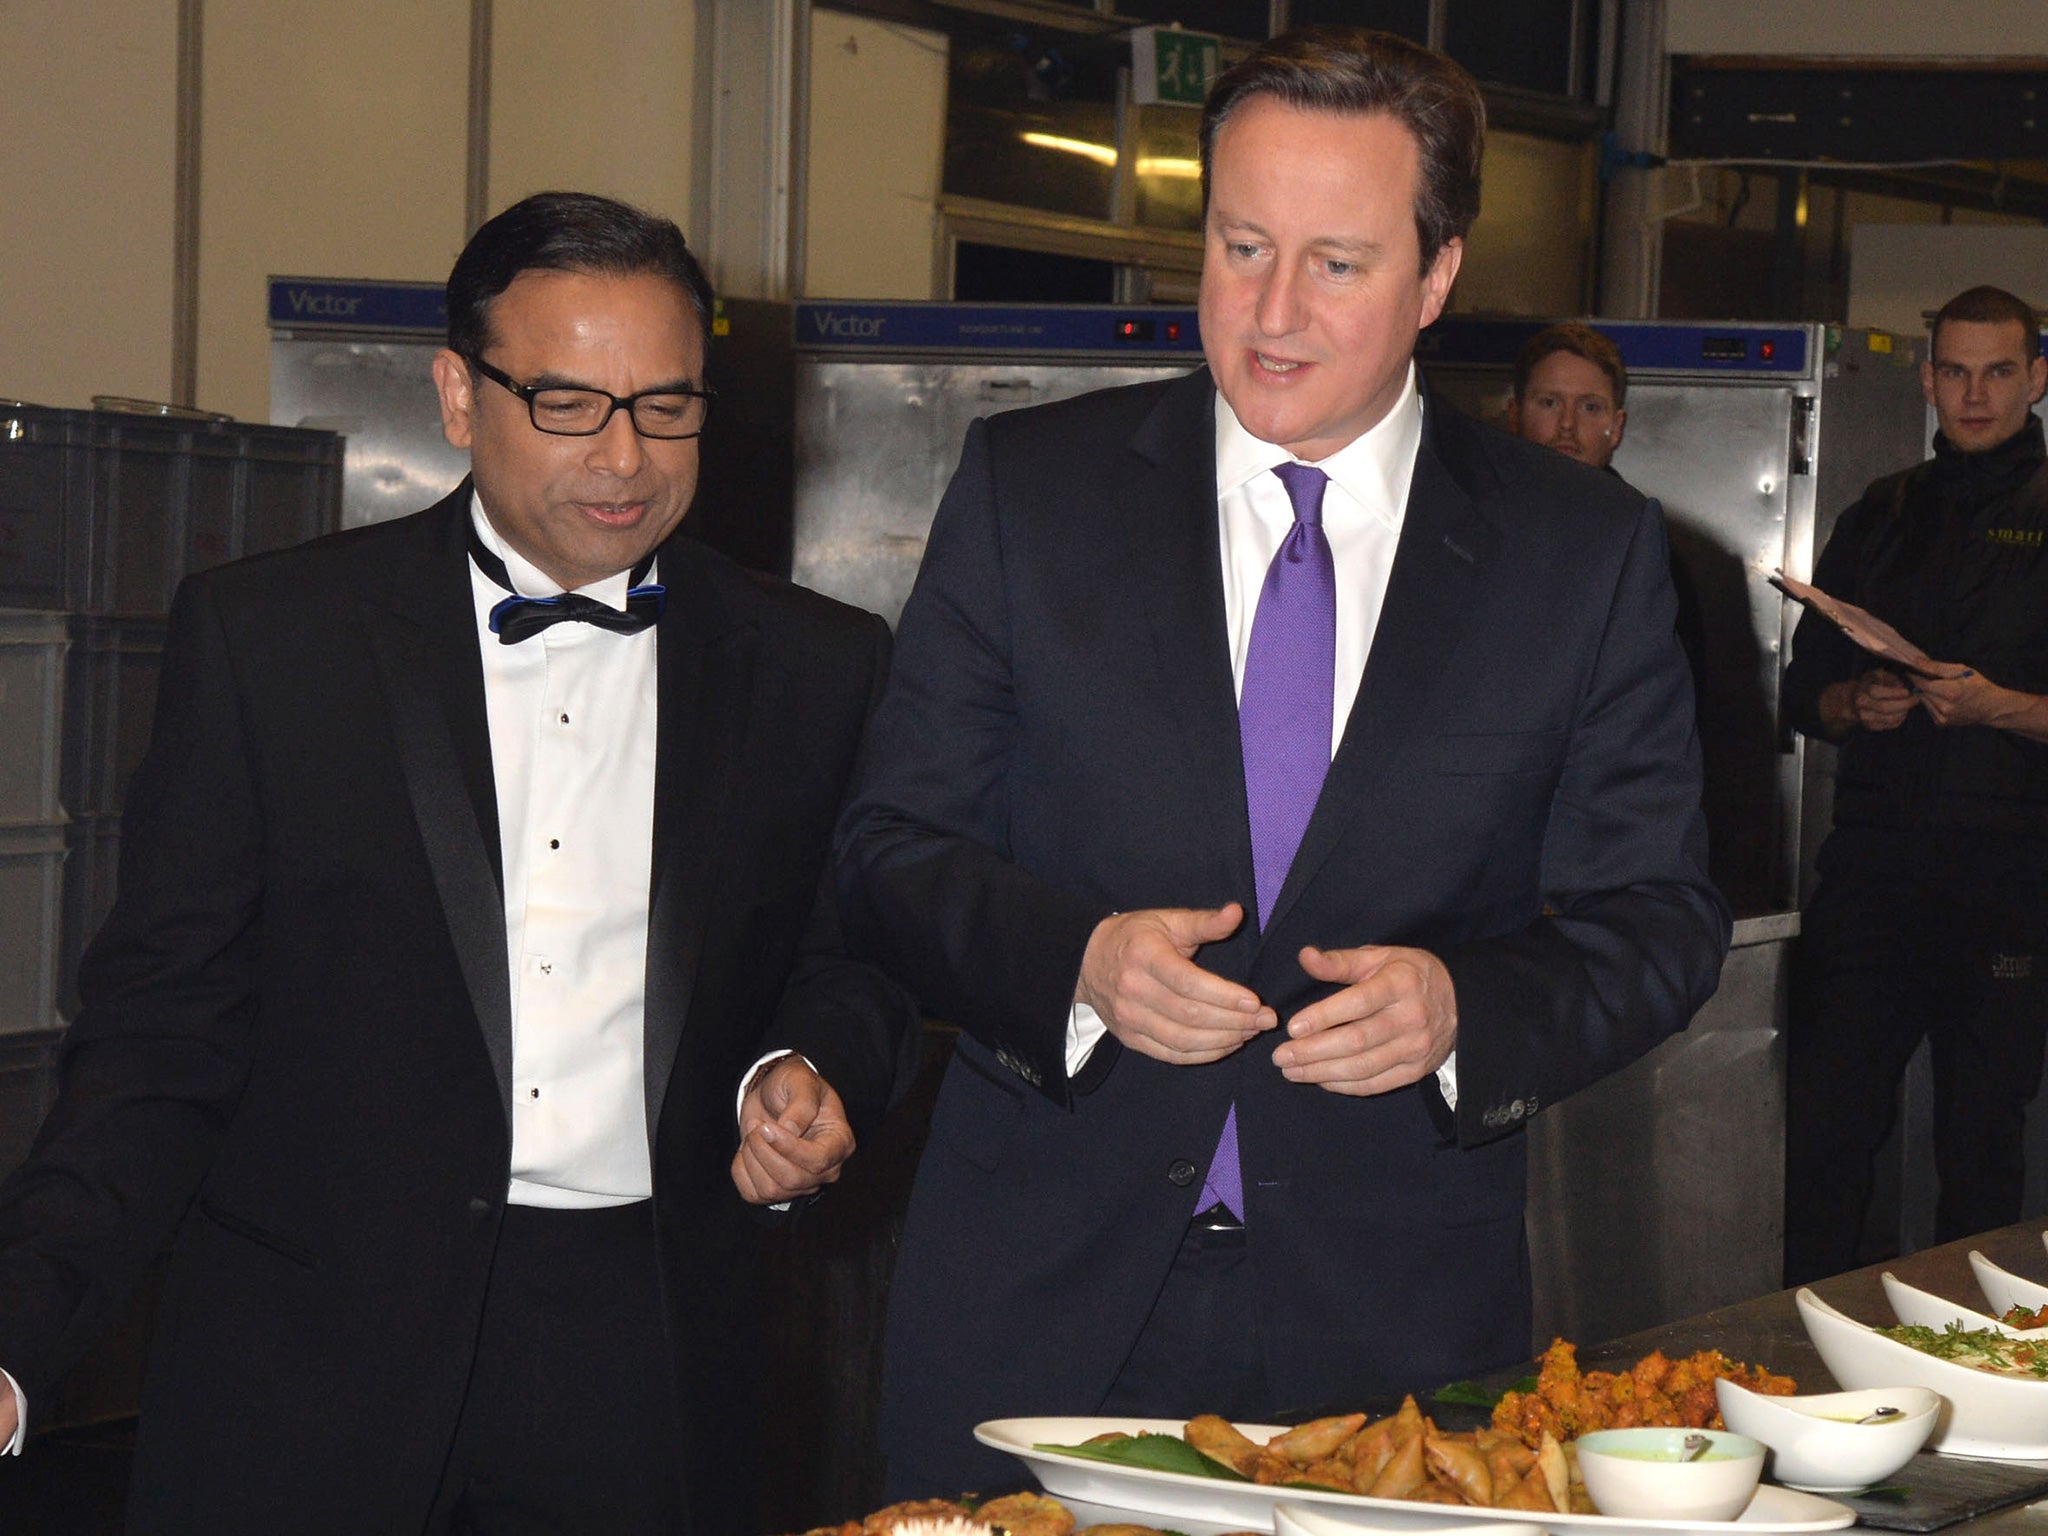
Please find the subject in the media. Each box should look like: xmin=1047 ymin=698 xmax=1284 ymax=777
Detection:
xmin=1264 ymin=395 xmax=1502 ymax=936
xmin=1114 ymin=370 xmax=1258 ymax=906
xmin=360 ymin=486 xmax=515 ymax=1123
xmin=642 ymin=540 xmax=755 ymax=1144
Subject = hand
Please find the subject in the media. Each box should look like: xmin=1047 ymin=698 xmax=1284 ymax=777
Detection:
xmin=0 ymin=1380 xmax=14 ymax=1447
xmin=1911 ymin=663 xmax=2002 ymax=728
xmin=1076 ymin=904 xmax=1277 ymax=1066
xmin=1270 ymin=944 xmax=1458 ymax=1096
xmin=1819 ymin=669 xmax=1919 ymax=737
xmin=731 ymin=1056 xmax=856 ymax=1205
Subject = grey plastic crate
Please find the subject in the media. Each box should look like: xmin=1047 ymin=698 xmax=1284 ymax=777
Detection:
xmin=0 ymin=403 xmax=342 ymax=614
xmin=0 ymin=610 xmax=68 ymax=822
xmin=62 ymin=615 xmax=166 ymax=819
xmin=0 ymin=821 xmax=66 ymax=1034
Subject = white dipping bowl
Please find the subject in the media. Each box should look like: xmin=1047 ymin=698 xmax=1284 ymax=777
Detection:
xmin=1797 ymin=1287 xmax=2048 ymax=1459
xmin=1971 ymin=1250 xmax=2048 ymax=1320
xmin=1714 ymin=1378 xmax=1939 ymax=1492
xmin=1574 ymin=1427 xmax=1765 ymax=1521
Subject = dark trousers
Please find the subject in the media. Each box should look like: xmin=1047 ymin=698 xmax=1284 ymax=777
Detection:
xmin=1785 ymin=830 xmax=2048 ymax=1286
xmin=424 ymin=1201 xmax=686 ymax=1535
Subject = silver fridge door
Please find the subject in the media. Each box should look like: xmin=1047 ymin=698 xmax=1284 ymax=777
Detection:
xmin=791 ymin=359 xmax=1192 ymax=627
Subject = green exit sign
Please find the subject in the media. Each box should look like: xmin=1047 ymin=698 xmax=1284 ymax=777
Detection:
xmin=1132 ymin=25 xmax=1222 ymax=108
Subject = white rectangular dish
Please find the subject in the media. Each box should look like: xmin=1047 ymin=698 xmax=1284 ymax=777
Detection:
xmin=973 ymin=1417 xmax=1858 ymax=1536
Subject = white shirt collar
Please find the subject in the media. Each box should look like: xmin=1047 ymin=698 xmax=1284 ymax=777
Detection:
xmin=467 ymin=490 xmax=642 ymax=609
xmin=1212 ymin=362 xmax=1424 ymax=529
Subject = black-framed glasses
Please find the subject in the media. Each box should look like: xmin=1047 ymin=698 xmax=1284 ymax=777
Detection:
xmin=467 ymin=355 xmax=714 ymax=440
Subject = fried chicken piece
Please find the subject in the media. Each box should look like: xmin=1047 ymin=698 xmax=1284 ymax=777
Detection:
xmin=1185 ymin=1414 xmax=1264 ymax=1477
xmin=976 ymin=1492 xmax=1073 ymax=1536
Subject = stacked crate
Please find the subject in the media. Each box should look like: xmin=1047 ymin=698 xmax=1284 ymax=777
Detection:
xmin=0 ymin=403 xmax=342 ymax=1054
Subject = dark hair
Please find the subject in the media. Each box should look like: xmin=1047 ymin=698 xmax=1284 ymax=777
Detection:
xmin=1198 ymin=25 xmax=1485 ymax=274
xmin=1931 ymin=285 xmax=2043 ymax=362
xmin=1514 ymin=322 xmax=1628 ymax=409
xmin=445 ymin=191 xmax=715 ymax=359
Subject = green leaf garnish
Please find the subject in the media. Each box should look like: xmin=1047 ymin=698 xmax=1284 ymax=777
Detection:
xmin=1032 ymin=1432 xmax=1253 ymax=1481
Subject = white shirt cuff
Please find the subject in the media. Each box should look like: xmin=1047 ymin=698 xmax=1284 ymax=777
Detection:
xmin=1436 ymin=1050 xmax=1459 ymax=1110
xmin=1066 ymin=1003 xmax=1109 ymax=1078
xmin=2 ymin=1368 xmax=23 ymax=1454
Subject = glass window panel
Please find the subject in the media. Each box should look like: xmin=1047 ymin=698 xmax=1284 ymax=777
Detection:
xmin=1132 ymin=103 xmax=1205 ymax=232
xmin=1443 ymin=0 xmax=1576 ymax=96
xmin=954 ymin=243 xmax=1117 ymax=302
xmin=1284 ymin=0 xmax=1431 ymax=44
xmin=1113 ymin=1 xmax=1274 ymax=41
xmin=943 ymin=31 xmax=1123 ymax=220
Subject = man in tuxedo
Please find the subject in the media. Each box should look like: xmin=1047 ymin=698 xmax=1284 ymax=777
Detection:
xmin=0 ymin=191 xmax=915 ymax=1533
xmin=836 ymin=28 xmax=1729 ymax=1496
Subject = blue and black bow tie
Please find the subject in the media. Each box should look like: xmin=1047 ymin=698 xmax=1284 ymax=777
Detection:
xmin=468 ymin=527 xmax=666 ymax=645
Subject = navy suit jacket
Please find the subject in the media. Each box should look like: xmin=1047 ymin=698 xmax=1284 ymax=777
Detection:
xmin=0 ymin=485 xmax=918 ymax=1534
xmin=836 ymin=368 xmax=1729 ymax=1494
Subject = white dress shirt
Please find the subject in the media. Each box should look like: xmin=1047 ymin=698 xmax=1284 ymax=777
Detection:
xmin=1066 ymin=366 xmax=1458 ymax=1104
xmin=471 ymin=500 xmax=658 ymax=1207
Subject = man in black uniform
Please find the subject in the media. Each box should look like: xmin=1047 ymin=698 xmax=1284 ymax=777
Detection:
xmin=1783 ymin=284 xmax=2048 ymax=1284
xmin=1506 ymin=322 xmax=1707 ymax=694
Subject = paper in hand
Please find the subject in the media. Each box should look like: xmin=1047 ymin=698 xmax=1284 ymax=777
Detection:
xmin=1771 ymin=571 xmax=1942 ymax=678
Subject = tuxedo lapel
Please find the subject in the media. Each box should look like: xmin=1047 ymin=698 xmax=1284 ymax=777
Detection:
xmin=1264 ymin=397 xmax=1502 ymax=937
xmin=642 ymin=540 xmax=756 ymax=1144
xmin=1115 ymin=370 xmax=1257 ymax=905
xmin=360 ymin=487 xmax=514 ymax=1122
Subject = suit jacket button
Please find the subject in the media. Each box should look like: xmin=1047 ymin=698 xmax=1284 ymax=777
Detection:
xmin=1167 ymin=1159 xmax=1198 ymax=1187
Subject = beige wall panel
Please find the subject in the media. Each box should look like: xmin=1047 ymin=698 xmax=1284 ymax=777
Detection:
xmin=200 ymin=0 xmax=469 ymax=423
xmin=490 ymin=2 xmax=695 ymax=226
xmin=1667 ymin=0 xmax=2048 ymax=56
xmin=1453 ymin=132 xmax=1593 ymax=318
xmin=0 ymin=2 xmax=178 ymax=409
xmin=1849 ymin=224 xmax=2048 ymax=337
xmin=804 ymin=11 xmax=946 ymax=299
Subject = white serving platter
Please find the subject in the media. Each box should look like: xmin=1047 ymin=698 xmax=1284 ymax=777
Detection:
xmin=974 ymin=1417 xmax=1857 ymax=1536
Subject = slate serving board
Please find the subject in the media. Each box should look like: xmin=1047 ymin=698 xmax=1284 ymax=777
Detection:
xmin=1830 ymin=1452 xmax=2048 ymax=1532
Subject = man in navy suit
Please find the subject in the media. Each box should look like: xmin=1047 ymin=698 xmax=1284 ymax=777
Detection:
xmin=837 ymin=28 xmax=1729 ymax=1497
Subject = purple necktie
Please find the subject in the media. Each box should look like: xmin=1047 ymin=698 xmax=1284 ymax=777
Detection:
xmin=1199 ymin=465 xmax=1336 ymax=1225
xmin=1239 ymin=462 xmax=1337 ymax=930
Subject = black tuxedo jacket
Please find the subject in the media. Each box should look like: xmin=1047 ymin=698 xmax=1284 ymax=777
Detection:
xmin=836 ymin=369 xmax=1731 ymax=1493
xmin=0 ymin=484 xmax=917 ymax=1533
